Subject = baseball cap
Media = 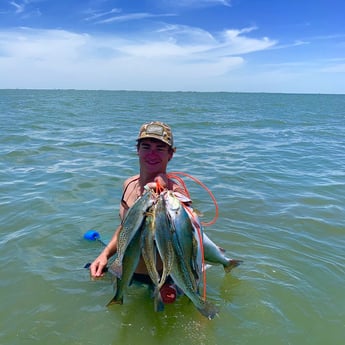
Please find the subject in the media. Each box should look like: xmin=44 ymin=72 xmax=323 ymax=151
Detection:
xmin=137 ymin=121 xmax=175 ymax=150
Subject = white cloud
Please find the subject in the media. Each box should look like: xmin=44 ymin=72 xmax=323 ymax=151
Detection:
xmin=10 ymin=1 xmax=25 ymax=14
xmin=160 ymin=0 xmax=232 ymax=9
xmin=96 ymin=12 xmax=176 ymax=24
xmin=1 ymin=25 xmax=315 ymax=92
xmin=83 ymin=8 xmax=122 ymax=22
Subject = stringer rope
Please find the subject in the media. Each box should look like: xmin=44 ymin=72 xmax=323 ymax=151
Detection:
xmin=167 ymin=171 xmax=219 ymax=227
xmin=183 ymin=205 xmax=207 ymax=301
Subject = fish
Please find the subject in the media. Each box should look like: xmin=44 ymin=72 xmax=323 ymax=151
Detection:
xmin=107 ymin=229 xmax=142 ymax=306
xmin=140 ymin=206 xmax=160 ymax=286
xmin=182 ymin=202 xmax=243 ymax=273
xmin=203 ymin=233 xmax=243 ymax=272
xmin=154 ymin=195 xmax=175 ymax=290
xmin=164 ymin=191 xmax=219 ymax=319
xmin=110 ymin=190 xmax=155 ymax=278
xmin=164 ymin=191 xmax=202 ymax=282
xmin=140 ymin=204 xmax=164 ymax=311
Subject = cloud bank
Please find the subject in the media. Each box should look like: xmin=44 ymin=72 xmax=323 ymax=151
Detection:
xmin=0 ymin=24 xmax=276 ymax=90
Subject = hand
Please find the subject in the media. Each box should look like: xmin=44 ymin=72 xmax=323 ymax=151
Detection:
xmin=154 ymin=174 xmax=168 ymax=189
xmin=144 ymin=174 xmax=169 ymax=193
xmin=90 ymin=253 xmax=108 ymax=278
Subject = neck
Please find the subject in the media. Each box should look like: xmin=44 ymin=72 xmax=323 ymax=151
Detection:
xmin=139 ymin=170 xmax=166 ymax=188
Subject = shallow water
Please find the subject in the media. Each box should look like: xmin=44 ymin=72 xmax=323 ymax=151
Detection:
xmin=1 ymin=90 xmax=344 ymax=344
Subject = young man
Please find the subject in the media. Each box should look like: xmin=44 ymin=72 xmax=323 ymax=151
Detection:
xmin=90 ymin=122 xmax=187 ymax=294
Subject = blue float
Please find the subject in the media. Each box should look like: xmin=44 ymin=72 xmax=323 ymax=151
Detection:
xmin=83 ymin=229 xmax=101 ymax=241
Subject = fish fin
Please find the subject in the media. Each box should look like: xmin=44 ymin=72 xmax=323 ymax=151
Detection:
xmin=218 ymin=246 xmax=226 ymax=253
xmin=197 ymin=301 xmax=219 ymax=320
xmin=224 ymin=259 xmax=243 ymax=273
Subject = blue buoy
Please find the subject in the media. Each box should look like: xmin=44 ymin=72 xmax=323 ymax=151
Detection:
xmin=83 ymin=230 xmax=101 ymax=241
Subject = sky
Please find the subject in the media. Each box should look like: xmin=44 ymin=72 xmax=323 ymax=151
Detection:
xmin=0 ymin=0 xmax=344 ymax=94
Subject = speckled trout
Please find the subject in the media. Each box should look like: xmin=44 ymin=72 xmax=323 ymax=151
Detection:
xmin=140 ymin=204 xmax=164 ymax=311
xmin=203 ymin=233 xmax=243 ymax=272
xmin=154 ymin=195 xmax=175 ymax=290
xmin=164 ymin=191 xmax=202 ymax=283
xmin=164 ymin=191 xmax=219 ymax=319
xmin=110 ymin=190 xmax=155 ymax=278
xmin=107 ymin=229 xmax=142 ymax=306
xmin=181 ymin=201 xmax=243 ymax=273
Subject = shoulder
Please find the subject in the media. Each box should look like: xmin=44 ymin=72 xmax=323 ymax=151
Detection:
xmin=122 ymin=174 xmax=140 ymax=189
xmin=120 ymin=175 xmax=140 ymax=221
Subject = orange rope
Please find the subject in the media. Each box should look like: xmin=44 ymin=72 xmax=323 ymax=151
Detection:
xmin=167 ymin=171 xmax=219 ymax=227
xmin=167 ymin=171 xmax=219 ymax=301
xmin=155 ymin=178 xmax=165 ymax=194
xmin=153 ymin=172 xmax=217 ymax=300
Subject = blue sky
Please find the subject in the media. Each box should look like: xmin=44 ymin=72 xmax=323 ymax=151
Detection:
xmin=0 ymin=0 xmax=344 ymax=93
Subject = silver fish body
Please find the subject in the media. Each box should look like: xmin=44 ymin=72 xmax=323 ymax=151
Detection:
xmin=107 ymin=229 xmax=142 ymax=306
xmin=110 ymin=190 xmax=154 ymax=278
xmin=182 ymin=200 xmax=243 ymax=273
xmin=154 ymin=195 xmax=175 ymax=290
xmin=164 ymin=191 xmax=202 ymax=282
xmin=164 ymin=191 xmax=218 ymax=319
xmin=169 ymin=236 xmax=219 ymax=319
xmin=203 ymin=233 xmax=243 ymax=272
xmin=140 ymin=204 xmax=164 ymax=311
xmin=141 ymin=205 xmax=160 ymax=286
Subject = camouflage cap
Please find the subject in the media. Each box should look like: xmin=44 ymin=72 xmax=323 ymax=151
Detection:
xmin=137 ymin=121 xmax=175 ymax=150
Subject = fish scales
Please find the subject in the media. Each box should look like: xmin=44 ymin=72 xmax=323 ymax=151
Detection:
xmin=164 ymin=191 xmax=218 ymax=319
xmin=141 ymin=205 xmax=160 ymax=286
xmin=140 ymin=204 xmax=165 ymax=311
xmin=154 ymin=195 xmax=175 ymax=290
xmin=110 ymin=190 xmax=154 ymax=278
xmin=165 ymin=192 xmax=202 ymax=283
xmin=107 ymin=229 xmax=142 ymax=306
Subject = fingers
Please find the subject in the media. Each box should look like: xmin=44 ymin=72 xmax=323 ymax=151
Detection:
xmin=144 ymin=174 xmax=169 ymax=194
xmin=90 ymin=259 xmax=106 ymax=278
xmin=154 ymin=174 xmax=168 ymax=189
xmin=145 ymin=182 xmax=157 ymax=190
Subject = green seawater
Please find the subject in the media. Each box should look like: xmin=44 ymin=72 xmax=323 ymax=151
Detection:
xmin=0 ymin=90 xmax=344 ymax=345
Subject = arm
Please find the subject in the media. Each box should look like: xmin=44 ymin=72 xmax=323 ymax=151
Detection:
xmin=89 ymin=224 xmax=121 ymax=278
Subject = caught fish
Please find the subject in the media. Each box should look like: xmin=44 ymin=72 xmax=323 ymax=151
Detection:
xmin=164 ymin=191 xmax=219 ymax=319
xmin=110 ymin=190 xmax=155 ymax=278
xmin=107 ymin=229 xmax=142 ymax=306
xmin=182 ymin=201 xmax=243 ymax=273
xmin=140 ymin=204 xmax=164 ymax=311
xmin=164 ymin=191 xmax=202 ymax=282
xmin=169 ymin=238 xmax=219 ymax=319
xmin=141 ymin=206 xmax=160 ymax=286
xmin=154 ymin=195 xmax=175 ymax=290
xmin=203 ymin=233 xmax=243 ymax=272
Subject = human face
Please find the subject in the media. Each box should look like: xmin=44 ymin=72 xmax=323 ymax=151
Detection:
xmin=137 ymin=139 xmax=173 ymax=176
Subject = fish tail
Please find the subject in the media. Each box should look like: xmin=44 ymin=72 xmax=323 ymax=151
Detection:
xmin=106 ymin=295 xmax=123 ymax=307
xmin=197 ymin=301 xmax=219 ymax=320
xmin=224 ymin=259 xmax=243 ymax=273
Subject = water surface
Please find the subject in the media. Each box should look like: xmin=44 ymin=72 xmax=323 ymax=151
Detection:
xmin=1 ymin=90 xmax=344 ymax=344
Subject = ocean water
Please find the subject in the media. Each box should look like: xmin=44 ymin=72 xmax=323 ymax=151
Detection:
xmin=0 ymin=89 xmax=344 ymax=345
